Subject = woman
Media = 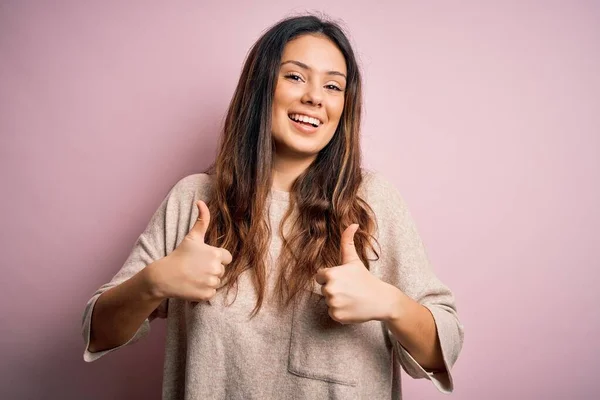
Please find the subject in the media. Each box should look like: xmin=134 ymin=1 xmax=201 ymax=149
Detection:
xmin=82 ymin=14 xmax=464 ymax=399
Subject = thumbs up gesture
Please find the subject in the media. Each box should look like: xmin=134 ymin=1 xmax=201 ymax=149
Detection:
xmin=315 ymin=224 xmax=400 ymax=324
xmin=146 ymin=200 xmax=233 ymax=302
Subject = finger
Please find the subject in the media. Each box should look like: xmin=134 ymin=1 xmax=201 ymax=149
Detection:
xmin=219 ymin=247 xmax=233 ymax=265
xmin=207 ymin=275 xmax=221 ymax=288
xmin=315 ymin=267 xmax=329 ymax=286
xmin=189 ymin=200 xmax=211 ymax=242
xmin=214 ymin=263 xmax=226 ymax=278
xmin=340 ymin=223 xmax=360 ymax=264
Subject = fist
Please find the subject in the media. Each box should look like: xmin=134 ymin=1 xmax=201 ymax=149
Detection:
xmin=315 ymin=224 xmax=395 ymax=324
xmin=148 ymin=200 xmax=232 ymax=302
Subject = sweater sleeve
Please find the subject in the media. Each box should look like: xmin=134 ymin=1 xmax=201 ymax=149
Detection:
xmin=363 ymin=171 xmax=465 ymax=394
xmin=81 ymin=176 xmax=193 ymax=362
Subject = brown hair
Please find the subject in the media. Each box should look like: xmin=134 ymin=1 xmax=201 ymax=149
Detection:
xmin=205 ymin=14 xmax=380 ymax=315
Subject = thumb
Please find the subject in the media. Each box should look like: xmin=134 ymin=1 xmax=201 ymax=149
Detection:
xmin=340 ymin=223 xmax=360 ymax=264
xmin=189 ymin=200 xmax=210 ymax=242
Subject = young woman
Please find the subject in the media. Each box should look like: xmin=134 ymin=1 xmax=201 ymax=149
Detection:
xmin=82 ymin=15 xmax=464 ymax=399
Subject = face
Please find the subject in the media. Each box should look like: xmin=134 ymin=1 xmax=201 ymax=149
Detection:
xmin=271 ymin=34 xmax=347 ymax=162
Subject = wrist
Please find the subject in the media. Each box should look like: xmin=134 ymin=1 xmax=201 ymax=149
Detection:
xmin=381 ymin=283 xmax=407 ymax=323
xmin=140 ymin=260 xmax=167 ymax=301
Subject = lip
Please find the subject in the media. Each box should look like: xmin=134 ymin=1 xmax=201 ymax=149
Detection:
xmin=288 ymin=115 xmax=320 ymax=134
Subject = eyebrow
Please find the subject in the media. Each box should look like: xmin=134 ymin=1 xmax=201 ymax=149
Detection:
xmin=281 ymin=60 xmax=347 ymax=80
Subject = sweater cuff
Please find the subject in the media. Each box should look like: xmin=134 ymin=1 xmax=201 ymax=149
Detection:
xmin=81 ymin=292 xmax=151 ymax=362
xmin=392 ymin=304 xmax=462 ymax=393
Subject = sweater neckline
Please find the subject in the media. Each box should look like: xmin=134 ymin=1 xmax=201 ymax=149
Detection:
xmin=269 ymin=188 xmax=290 ymax=202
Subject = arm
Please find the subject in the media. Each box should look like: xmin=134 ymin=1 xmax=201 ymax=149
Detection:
xmin=82 ymin=177 xmax=180 ymax=361
xmin=88 ymin=263 xmax=163 ymax=353
xmin=83 ymin=185 xmax=230 ymax=360
xmin=382 ymin=284 xmax=444 ymax=371
xmin=362 ymin=171 xmax=465 ymax=393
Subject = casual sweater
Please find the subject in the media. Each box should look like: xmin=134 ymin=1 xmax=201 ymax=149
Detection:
xmin=82 ymin=170 xmax=464 ymax=400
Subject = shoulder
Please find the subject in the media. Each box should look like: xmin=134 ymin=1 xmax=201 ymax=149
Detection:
xmin=160 ymin=173 xmax=215 ymax=214
xmin=168 ymin=173 xmax=214 ymax=199
xmin=359 ymin=168 xmax=418 ymax=241
xmin=360 ymin=168 xmax=408 ymax=211
xmin=156 ymin=173 xmax=215 ymax=233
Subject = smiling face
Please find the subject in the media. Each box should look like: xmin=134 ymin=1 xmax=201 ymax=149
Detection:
xmin=271 ymin=34 xmax=347 ymax=163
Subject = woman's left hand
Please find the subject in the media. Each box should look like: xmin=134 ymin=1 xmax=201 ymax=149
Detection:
xmin=315 ymin=224 xmax=404 ymax=324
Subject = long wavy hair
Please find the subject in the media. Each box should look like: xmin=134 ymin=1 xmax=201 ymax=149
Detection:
xmin=205 ymin=14 xmax=380 ymax=315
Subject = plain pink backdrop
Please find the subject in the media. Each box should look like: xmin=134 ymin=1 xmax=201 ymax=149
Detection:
xmin=1 ymin=1 xmax=599 ymax=399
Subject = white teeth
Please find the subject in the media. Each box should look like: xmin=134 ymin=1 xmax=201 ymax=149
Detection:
xmin=290 ymin=113 xmax=321 ymax=127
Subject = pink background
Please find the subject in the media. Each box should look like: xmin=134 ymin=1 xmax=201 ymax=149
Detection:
xmin=1 ymin=1 xmax=599 ymax=399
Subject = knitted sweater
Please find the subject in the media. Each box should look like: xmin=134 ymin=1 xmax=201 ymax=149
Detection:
xmin=82 ymin=170 xmax=464 ymax=399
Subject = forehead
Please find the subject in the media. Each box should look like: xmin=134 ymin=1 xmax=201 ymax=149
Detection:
xmin=281 ymin=34 xmax=347 ymax=75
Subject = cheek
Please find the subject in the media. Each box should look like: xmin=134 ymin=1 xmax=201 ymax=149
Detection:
xmin=273 ymin=82 xmax=298 ymax=110
xmin=332 ymin=98 xmax=345 ymax=120
xmin=272 ymin=92 xmax=288 ymax=129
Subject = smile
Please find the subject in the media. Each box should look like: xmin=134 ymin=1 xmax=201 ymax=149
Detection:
xmin=288 ymin=113 xmax=322 ymax=128
xmin=288 ymin=115 xmax=321 ymax=134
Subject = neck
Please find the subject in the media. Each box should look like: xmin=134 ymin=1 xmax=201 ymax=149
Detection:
xmin=272 ymin=153 xmax=316 ymax=192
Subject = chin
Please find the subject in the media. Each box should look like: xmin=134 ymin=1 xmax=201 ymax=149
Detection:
xmin=274 ymin=140 xmax=319 ymax=159
xmin=286 ymin=147 xmax=321 ymax=159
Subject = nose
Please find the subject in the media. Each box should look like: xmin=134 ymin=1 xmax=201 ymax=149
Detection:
xmin=301 ymin=82 xmax=323 ymax=107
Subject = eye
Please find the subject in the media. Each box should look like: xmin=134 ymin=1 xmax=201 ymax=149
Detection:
xmin=325 ymin=84 xmax=343 ymax=92
xmin=284 ymin=73 xmax=304 ymax=82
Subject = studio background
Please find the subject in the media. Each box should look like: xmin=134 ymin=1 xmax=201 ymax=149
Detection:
xmin=1 ymin=1 xmax=598 ymax=399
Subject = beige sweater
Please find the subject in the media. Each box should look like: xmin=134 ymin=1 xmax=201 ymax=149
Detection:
xmin=82 ymin=170 xmax=464 ymax=399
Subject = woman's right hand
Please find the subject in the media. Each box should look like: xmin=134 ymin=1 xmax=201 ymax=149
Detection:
xmin=146 ymin=200 xmax=233 ymax=302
